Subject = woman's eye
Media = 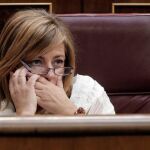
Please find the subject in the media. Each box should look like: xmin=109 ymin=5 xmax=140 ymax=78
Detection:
xmin=53 ymin=59 xmax=64 ymax=66
xmin=30 ymin=60 xmax=42 ymax=66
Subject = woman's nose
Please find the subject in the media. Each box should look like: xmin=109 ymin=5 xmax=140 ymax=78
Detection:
xmin=45 ymin=69 xmax=57 ymax=84
xmin=45 ymin=68 xmax=56 ymax=81
xmin=47 ymin=69 xmax=55 ymax=76
xmin=44 ymin=62 xmax=56 ymax=80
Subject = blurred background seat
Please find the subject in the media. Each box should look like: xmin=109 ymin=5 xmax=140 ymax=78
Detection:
xmin=60 ymin=14 xmax=150 ymax=113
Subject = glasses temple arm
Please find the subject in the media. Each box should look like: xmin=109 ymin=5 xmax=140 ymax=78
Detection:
xmin=20 ymin=60 xmax=32 ymax=71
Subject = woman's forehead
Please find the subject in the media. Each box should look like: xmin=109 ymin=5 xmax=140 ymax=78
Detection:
xmin=38 ymin=43 xmax=65 ymax=58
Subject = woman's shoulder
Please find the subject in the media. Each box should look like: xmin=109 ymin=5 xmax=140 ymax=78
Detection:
xmin=72 ymin=74 xmax=104 ymax=97
xmin=73 ymin=74 xmax=94 ymax=82
xmin=73 ymin=74 xmax=104 ymax=90
xmin=71 ymin=74 xmax=109 ymax=112
xmin=71 ymin=74 xmax=115 ymax=114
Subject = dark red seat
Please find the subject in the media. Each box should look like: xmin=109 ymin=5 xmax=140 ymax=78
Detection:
xmin=60 ymin=14 xmax=150 ymax=113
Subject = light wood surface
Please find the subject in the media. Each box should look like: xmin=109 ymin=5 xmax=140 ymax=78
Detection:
xmin=0 ymin=115 xmax=150 ymax=134
xmin=0 ymin=115 xmax=150 ymax=150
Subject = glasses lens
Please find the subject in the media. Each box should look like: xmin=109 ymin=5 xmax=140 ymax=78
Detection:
xmin=31 ymin=66 xmax=48 ymax=75
xmin=55 ymin=67 xmax=73 ymax=76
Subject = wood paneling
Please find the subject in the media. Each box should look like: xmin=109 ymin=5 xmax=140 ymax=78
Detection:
xmin=1 ymin=116 xmax=150 ymax=150
xmin=83 ymin=0 xmax=112 ymax=13
xmin=50 ymin=0 xmax=81 ymax=13
xmin=0 ymin=0 xmax=82 ymax=14
xmin=0 ymin=2 xmax=52 ymax=33
xmin=1 ymin=1 xmax=150 ymax=14
xmin=1 ymin=136 xmax=150 ymax=150
xmin=115 ymin=0 xmax=150 ymax=2
xmin=113 ymin=3 xmax=150 ymax=13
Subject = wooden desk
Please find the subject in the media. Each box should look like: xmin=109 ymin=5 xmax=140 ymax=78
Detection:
xmin=0 ymin=115 xmax=150 ymax=150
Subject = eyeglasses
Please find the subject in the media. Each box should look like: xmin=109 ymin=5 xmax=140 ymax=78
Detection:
xmin=21 ymin=60 xmax=74 ymax=76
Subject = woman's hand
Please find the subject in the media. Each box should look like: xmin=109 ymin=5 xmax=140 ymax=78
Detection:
xmin=35 ymin=76 xmax=77 ymax=115
xmin=9 ymin=68 xmax=39 ymax=116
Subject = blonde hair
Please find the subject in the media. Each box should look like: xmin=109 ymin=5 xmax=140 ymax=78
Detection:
xmin=0 ymin=9 xmax=76 ymax=109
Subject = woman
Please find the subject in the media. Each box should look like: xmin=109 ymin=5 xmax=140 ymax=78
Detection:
xmin=0 ymin=9 xmax=115 ymax=116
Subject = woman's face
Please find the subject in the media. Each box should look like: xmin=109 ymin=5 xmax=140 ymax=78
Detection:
xmin=26 ymin=43 xmax=66 ymax=84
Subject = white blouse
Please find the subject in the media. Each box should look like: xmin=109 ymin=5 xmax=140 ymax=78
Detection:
xmin=0 ymin=74 xmax=115 ymax=115
xmin=71 ymin=74 xmax=115 ymax=114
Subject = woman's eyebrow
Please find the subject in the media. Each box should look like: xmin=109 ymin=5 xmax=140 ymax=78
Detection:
xmin=35 ymin=56 xmax=43 ymax=59
xmin=53 ymin=55 xmax=65 ymax=59
xmin=37 ymin=55 xmax=65 ymax=60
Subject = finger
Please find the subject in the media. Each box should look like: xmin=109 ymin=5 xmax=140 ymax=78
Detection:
xmin=27 ymin=74 xmax=40 ymax=87
xmin=36 ymin=96 xmax=41 ymax=101
xmin=17 ymin=68 xmax=27 ymax=85
xmin=57 ymin=76 xmax=63 ymax=88
xmin=35 ymin=81 xmax=45 ymax=90
xmin=26 ymin=71 xmax=33 ymax=81
xmin=26 ymin=71 xmax=33 ymax=78
xmin=37 ymin=94 xmax=45 ymax=107
xmin=50 ymin=76 xmax=57 ymax=85
xmin=11 ymin=69 xmax=21 ymax=89
xmin=35 ymin=89 xmax=42 ymax=97
xmin=37 ymin=98 xmax=49 ymax=111
xmin=9 ymin=72 xmax=15 ymax=96
xmin=38 ymin=77 xmax=49 ymax=84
